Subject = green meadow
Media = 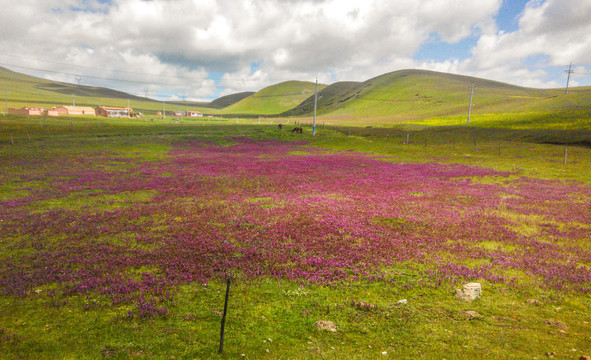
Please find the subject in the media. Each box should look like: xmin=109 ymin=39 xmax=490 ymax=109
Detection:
xmin=1 ymin=114 xmax=590 ymax=359
xmin=1 ymin=67 xmax=590 ymax=359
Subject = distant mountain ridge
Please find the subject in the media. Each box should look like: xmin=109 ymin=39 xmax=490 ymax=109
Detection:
xmin=2 ymin=66 xmax=589 ymax=120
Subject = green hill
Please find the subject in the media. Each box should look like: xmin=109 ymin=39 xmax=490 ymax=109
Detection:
xmin=280 ymin=81 xmax=362 ymax=116
xmin=2 ymin=66 xmax=590 ymax=128
xmin=209 ymin=92 xmax=255 ymax=109
xmin=220 ymin=80 xmax=327 ymax=115
xmin=287 ymin=69 xmax=579 ymax=119
xmin=281 ymin=69 xmax=591 ymax=130
xmin=0 ymin=66 xmax=212 ymax=114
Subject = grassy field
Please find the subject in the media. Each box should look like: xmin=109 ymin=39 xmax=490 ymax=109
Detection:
xmin=1 ymin=114 xmax=590 ymax=359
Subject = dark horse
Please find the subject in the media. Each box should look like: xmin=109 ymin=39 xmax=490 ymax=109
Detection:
xmin=291 ymin=127 xmax=303 ymax=133
xmin=278 ymin=124 xmax=283 ymax=130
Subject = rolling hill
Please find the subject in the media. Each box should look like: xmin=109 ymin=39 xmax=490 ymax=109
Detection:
xmin=209 ymin=92 xmax=255 ymax=109
xmin=285 ymin=69 xmax=590 ymax=119
xmin=281 ymin=81 xmax=362 ymax=117
xmin=0 ymin=66 xmax=243 ymax=114
xmin=2 ymin=66 xmax=590 ymax=127
xmin=219 ymin=80 xmax=327 ymax=115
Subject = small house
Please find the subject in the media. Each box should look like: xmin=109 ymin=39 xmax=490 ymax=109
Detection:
xmin=52 ymin=106 xmax=95 ymax=115
xmin=95 ymin=106 xmax=132 ymax=118
xmin=187 ymin=111 xmax=203 ymax=117
xmin=8 ymin=107 xmax=45 ymax=116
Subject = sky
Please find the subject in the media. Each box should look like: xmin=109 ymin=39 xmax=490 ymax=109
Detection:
xmin=0 ymin=0 xmax=590 ymax=101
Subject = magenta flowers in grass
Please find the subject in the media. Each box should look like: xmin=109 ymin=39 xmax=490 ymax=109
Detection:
xmin=1 ymin=138 xmax=590 ymax=314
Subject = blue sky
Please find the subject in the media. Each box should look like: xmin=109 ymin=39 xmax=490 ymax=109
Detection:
xmin=414 ymin=0 xmax=530 ymax=62
xmin=0 ymin=0 xmax=589 ymax=101
xmin=496 ymin=0 xmax=530 ymax=32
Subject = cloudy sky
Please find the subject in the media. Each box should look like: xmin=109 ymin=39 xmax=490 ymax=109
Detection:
xmin=1 ymin=0 xmax=590 ymax=101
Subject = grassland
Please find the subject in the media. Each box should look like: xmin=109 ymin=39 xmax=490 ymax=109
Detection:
xmin=1 ymin=66 xmax=590 ymax=359
xmin=0 ymin=113 xmax=590 ymax=359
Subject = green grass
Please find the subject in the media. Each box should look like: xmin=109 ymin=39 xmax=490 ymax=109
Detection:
xmin=1 ymin=116 xmax=590 ymax=359
xmin=2 ymin=278 xmax=590 ymax=359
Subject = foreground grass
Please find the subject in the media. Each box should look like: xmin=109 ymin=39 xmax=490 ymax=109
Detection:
xmin=3 ymin=279 xmax=590 ymax=359
xmin=1 ymin=115 xmax=590 ymax=359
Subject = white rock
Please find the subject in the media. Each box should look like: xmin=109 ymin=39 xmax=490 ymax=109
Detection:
xmin=314 ymin=320 xmax=337 ymax=332
xmin=455 ymin=283 xmax=482 ymax=302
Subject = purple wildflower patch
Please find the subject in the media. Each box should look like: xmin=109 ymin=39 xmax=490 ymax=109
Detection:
xmin=1 ymin=139 xmax=590 ymax=311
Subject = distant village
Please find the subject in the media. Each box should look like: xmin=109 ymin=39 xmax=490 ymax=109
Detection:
xmin=7 ymin=106 xmax=203 ymax=118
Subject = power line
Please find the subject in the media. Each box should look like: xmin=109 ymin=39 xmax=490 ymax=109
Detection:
xmin=1 ymin=62 xmax=159 ymax=85
xmin=0 ymin=55 xmax=298 ymax=83
xmin=0 ymin=54 xmax=212 ymax=82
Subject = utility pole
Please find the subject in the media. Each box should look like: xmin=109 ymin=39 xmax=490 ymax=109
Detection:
xmin=162 ymin=101 xmax=165 ymax=119
xmin=75 ymin=75 xmax=82 ymax=85
xmin=467 ymin=85 xmax=474 ymax=125
xmin=72 ymin=94 xmax=75 ymax=107
xmin=565 ymin=62 xmax=574 ymax=94
xmin=144 ymin=87 xmax=149 ymax=98
xmin=312 ymin=76 xmax=318 ymax=136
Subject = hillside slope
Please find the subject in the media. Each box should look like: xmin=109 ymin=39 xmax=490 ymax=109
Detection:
xmin=0 ymin=66 xmax=210 ymax=113
xmin=220 ymin=80 xmax=327 ymax=115
xmin=285 ymin=69 xmax=591 ymax=122
xmin=209 ymin=92 xmax=255 ymax=109
xmin=281 ymin=81 xmax=362 ymax=116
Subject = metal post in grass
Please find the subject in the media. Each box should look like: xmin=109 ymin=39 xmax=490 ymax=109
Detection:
xmin=406 ymin=133 xmax=409 ymax=144
xmin=3 ymin=89 xmax=7 ymax=116
xmin=25 ymin=129 xmax=31 ymax=141
xmin=467 ymin=85 xmax=474 ymax=124
xmin=563 ymin=147 xmax=567 ymax=165
xmin=218 ymin=276 xmax=231 ymax=354
xmin=312 ymin=77 xmax=318 ymax=136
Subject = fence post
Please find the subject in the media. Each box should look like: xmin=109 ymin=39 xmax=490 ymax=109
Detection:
xmin=218 ymin=277 xmax=231 ymax=354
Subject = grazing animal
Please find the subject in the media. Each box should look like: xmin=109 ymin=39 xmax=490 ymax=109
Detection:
xmin=291 ymin=127 xmax=303 ymax=134
xmin=278 ymin=124 xmax=283 ymax=130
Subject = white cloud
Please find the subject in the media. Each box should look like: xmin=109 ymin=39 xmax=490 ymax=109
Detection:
xmin=0 ymin=0 xmax=589 ymax=99
xmin=444 ymin=0 xmax=591 ymax=87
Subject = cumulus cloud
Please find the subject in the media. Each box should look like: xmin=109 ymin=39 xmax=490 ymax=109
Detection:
xmin=436 ymin=0 xmax=591 ymax=88
xmin=0 ymin=0 xmax=589 ymax=99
